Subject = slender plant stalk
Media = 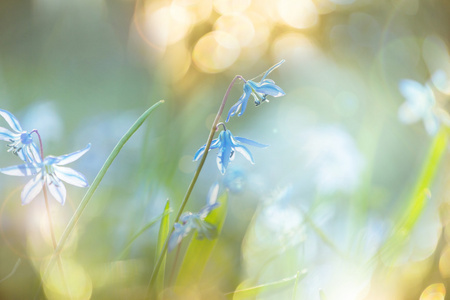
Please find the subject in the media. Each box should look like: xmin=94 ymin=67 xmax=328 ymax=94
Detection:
xmin=0 ymin=258 xmax=21 ymax=284
xmin=36 ymin=100 xmax=164 ymax=298
xmin=146 ymin=75 xmax=245 ymax=298
xmin=32 ymin=130 xmax=72 ymax=299
xmin=379 ymin=127 xmax=448 ymax=262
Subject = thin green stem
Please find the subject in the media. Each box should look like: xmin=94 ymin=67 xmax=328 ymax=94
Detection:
xmin=146 ymin=75 xmax=245 ymax=298
xmin=0 ymin=259 xmax=21 ymax=283
xmin=36 ymin=100 xmax=164 ymax=298
xmin=378 ymin=127 xmax=449 ymax=263
xmin=33 ymin=129 xmax=72 ymax=299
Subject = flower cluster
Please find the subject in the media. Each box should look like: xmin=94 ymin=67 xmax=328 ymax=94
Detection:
xmin=0 ymin=109 xmax=90 ymax=205
xmin=168 ymin=183 xmax=220 ymax=251
xmin=194 ymin=60 xmax=285 ymax=175
xmin=169 ymin=61 xmax=285 ymax=249
xmin=398 ymin=71 xmax=450 ymax=135
xmin=226 ymin=60 xmax=285 ymax=122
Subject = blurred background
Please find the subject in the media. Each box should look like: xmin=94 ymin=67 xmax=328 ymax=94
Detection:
xmin=1 ymin=0 xmax=450 ymax=299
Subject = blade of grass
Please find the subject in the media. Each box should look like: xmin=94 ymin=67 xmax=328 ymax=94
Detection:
xmin=36 ymin=100 xmax=164 ymax=297
xmin=226 ymin=271 xmax=307 ymax=300
xmin=116 ymin=207 xmax=172 ymax=260
xmin=0 ymin=258 xmax=21 ymax=284
xmin=175 ymin=192 xmax=228 ymax=287
xmin=379 ymin=127 xmax=448 ymax=263
xmin=155 ymin=200 xmax=171 ymax=294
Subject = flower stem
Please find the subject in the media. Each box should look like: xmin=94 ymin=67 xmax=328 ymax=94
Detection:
xmin=146 ymin=75 xmax=245 ymax=298
xmin=32 ymin=130 xmax=72 ymax=299
xmin=36 ymin=100 xmax=164 ymax=300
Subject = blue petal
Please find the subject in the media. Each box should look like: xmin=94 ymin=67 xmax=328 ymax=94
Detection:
xmin=168 ymin=224 xmax=185 ymax=252
xmin=47 ymin=176 xmax=67 ymax=205
xmin=253 ymin=82 xmax=285 ymax=97
xmin=0 ymin=109 xmax=23 ymax=133
xmin=216 ymin=131 xmax=233 ymax=174
xmin=206 ymin=182 xmax=219 ymax=206
xmin=261 ymin=59 xmax=285 ymax=81
xmin=193 ymin=138 xmax=220 ymax=161
xmin=0 ymin=127 xmax=15 ymax=141
xmin=226 ymin=84 xmax=252 ymax=122
xmin=54 ymin=166 xmax=89 ymax=187
xmin=21 ymin=174 xmax=44 ymax=205
xmin=25 ymin=142 xmax=42 ymax=164
xmin=0 ymin=164 xmax=41 ymax=176
xmin=234 ymin=136 xmax=269 ymax=148
xmin=237 ymin=84 xmax=252 ymax=117
xmin=56 ymin=144 xmax=91 ymax=166
xmin=399 ymin=80 xmax=434 ymax=106
xmin=234 ymin=144 xmax=255 ymax=164
xmin=198 ymin=203 xmax=220 ymax=220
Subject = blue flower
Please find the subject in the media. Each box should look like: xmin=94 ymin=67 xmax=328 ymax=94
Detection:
xmin=194 ymin=129 xmax=268 ymax=175
xmin=0 ymin=144 xmax=91 ymax=205
xmin=168 ymin=183 xmax=221 ymax=251
xmin=0 ymin=109 xmax=40 ymax=163
xmin=398 ymin=79 xmax=440 ymax=135
xmin=226 ymin=60 xmax=286 ymax=122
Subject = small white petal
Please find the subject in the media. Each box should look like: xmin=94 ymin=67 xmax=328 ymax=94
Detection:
xmin=0 ymin=164 xmax=41 ymax=176
xmin=0 ymin=127 xmax=15 ymax=141
xmin=47 ymin=177 xmax=67 ymax=205
xmin=56 ymin=144 xmax=91 ymax=166
xmin=234 ymin=137 xmax=268 ymax=148
xmin=0 ymin=109 xmax=23 ymax=132
xmin=21 ymin=174 xmax=44 ymax=205
xmin=235 ymin=145 xmax=255 ymax=164
xmin=207 ymin=182 xmax=219 ymax=206
xmin=54 ymin=166 xmax=89 ymax=187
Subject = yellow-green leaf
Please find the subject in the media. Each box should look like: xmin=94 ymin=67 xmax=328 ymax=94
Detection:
xmin=155 ymin=200 xmax=171 ymax=293
xmin=176 ymin=192 xmax=228 ymax=287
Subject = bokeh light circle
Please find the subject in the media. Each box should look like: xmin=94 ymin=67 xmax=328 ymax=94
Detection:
xmin=213 ymin=0 xmax=251 ymax=14
xmin=214 ymin=14 xmax=255 ymax=47
xmin=192 ymin=31 xmax=241 ymax=73
xmin=278 ymin=0 xmax=318 ymax=29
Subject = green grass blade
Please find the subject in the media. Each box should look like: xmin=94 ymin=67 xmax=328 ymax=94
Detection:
xmin=175 ymin=192 xmax=228 ymax=287
xmin=226 ymin=271 xmax=307 ymax=300
xmin=380 ymin=127 xmax=448 ymax=262
xmin=116 ymin=207 xmax=172 ymax=260
xmin=40 ymin=100 xmax=164 ymax=288
xmin=155 ymin=200 xmax=171 ymax=293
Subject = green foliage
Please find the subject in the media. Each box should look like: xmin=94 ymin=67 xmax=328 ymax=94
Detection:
xmin=176 ymin=192 xmax=228 ymax=287
xmin=155 ymin=200 xmax=171 ymax=293
xmin=227 ymin=271 xmax=306 ymax=300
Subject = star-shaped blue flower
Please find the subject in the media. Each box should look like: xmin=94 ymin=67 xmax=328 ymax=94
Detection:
xmin=226 ymin=60 xmax=286 ymax=122
xmin=168 ymin=183 xmax=221 ymax=252
xmin=194 ymin=129 xmax=268 ymax=175
xmin=0 ymin=144 xmax=91 ymax=205
xmin=398 ymin=79 xmax=440 ymax=135
xmin=0 ymin=109 xmax=40 ymax=163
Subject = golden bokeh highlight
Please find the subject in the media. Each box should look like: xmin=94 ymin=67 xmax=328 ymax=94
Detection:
xmin=172 ymin=0 xmax=213 ymax=24
xmin=213 ymin=0 xmax=251 ymax=15
xmin=192 ymin=31 xmax=241 ymax=73
xmin=273 ymin=32 xmax=318 ymax=63
xmin=277 ymin=0 xmax=318 ymax=29
xmin=42 ymin=259 xmax=93 ymax=300
xmin=419 ymin=283 xmax=446 ymax=300
xmin=214 ymin=14 xmax=255 ymax=47
xmin=143 ymin=3 xmax=192 ymax=50
xmin=439 ymin=245 xmax=450 ymax=278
